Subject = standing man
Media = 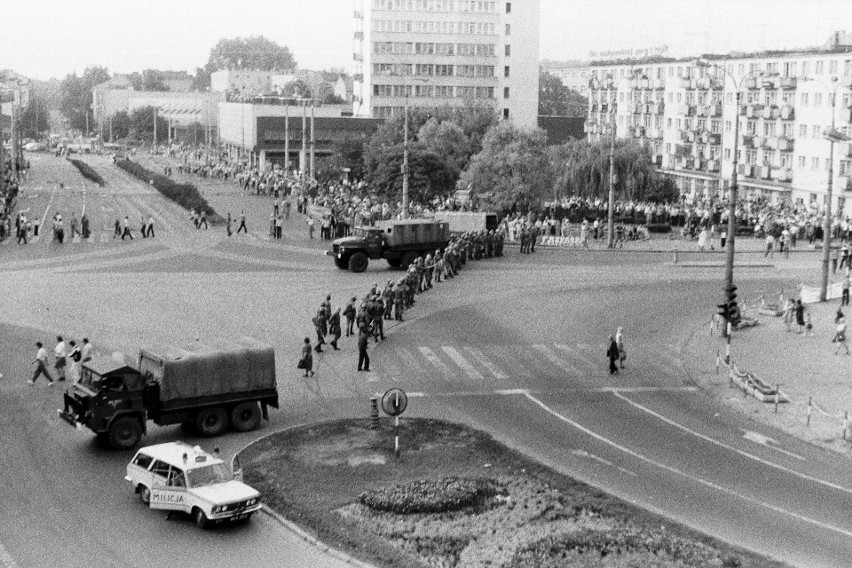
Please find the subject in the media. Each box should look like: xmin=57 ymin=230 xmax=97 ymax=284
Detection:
xmin=147 ymin=215 xmax=155 ymax=238
xmin=54 ymin=336 xmax=67 ymax=381
xmin=357 ymin=327 xmax=370 ymax=372
xmin=121 ymin=216 xmax=134 ymax=240
xmin=237 ymin=210 xmax=248 ymax=234
xmin=29 ymin=342 xmax=55 ymax=385
xmin=313 ymin=307 xmax=327 ymax=352
xmin=226 ymin=212 xmax=233 ymax=237
xmin=80 ymin=337 xmax=94 ymax=363
xmin=328 ymin=308 xmax=342 ymax=351
xmin=843 ymin=274 xmax=850 ymax=307
xmin=343 ymin=297 xmax=357 ymax=337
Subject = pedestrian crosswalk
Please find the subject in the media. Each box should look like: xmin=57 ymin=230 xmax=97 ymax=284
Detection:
xmin=372 ymin=342 xmax=684 ymax=387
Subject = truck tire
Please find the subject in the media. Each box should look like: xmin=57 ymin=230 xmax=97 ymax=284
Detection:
xmin=193 ymin=508 xmax=210 ymax=529
xmin=194 ymin=407 xmax=228 ymax=437
xmin=230 ymin=402 xmax=261 ymax=432
xmin=386 ymin=257 xmax=403 ymax=268
xmin=401 ymin=251 xmax=419 ymax=268
xmin=349 ymin=252 xmax=368 ymax=273
xmin=334 ymin=256 xmax=348 ymax=270
xmin=108 ymin=416 xmax=143 ymax=450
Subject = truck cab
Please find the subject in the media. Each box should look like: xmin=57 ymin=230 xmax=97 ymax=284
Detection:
xmin=331 ymin=227 xmax=386 ymax=271
xmin=59 ymin=356 xmax=147 ymax=450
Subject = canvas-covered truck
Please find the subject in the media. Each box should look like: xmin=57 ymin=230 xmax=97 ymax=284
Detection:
xmin=59 ymin=339 xmax=279 ymax=450
xmin=430 ymin=211 xmax=498 ymax=234
xmin=329 ymin=219 xmax=450 ymax=272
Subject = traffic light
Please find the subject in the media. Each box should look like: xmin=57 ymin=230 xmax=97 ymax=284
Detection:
xmin=726 ymin=285 xmax=740 ymax=326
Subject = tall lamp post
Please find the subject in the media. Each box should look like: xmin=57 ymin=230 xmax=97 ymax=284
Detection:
xmin=806 ymin=77 xmax=851 ymax=301
xmin=605 ymin=70 xmax=636 ymax=248
xmin=399 ymin=77 xmax=428 ymax=220
xmin=695 ymin=59 xmax=757 ymax=336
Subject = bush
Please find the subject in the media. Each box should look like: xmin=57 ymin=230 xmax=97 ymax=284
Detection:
xmin=68 ymin=159 xmax=105 ymax=186
xmin=115 ymin=159 xmax=220 ymax=222
xmin=359 ymin=477 xmax=502 ymax=515
xmin=645 ymin=223 xmax=672 ymax=234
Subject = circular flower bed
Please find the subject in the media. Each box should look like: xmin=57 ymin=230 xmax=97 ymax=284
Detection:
xmin=359 ymin=477 xmax=503 ymax=515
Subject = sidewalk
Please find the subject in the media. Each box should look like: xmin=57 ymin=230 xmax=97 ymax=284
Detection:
xmin=682 ymin=297 xmax=852 ymax=455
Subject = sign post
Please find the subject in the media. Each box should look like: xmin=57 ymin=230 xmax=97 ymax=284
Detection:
xmin=381 ymin=388 xmax=408 ymax=458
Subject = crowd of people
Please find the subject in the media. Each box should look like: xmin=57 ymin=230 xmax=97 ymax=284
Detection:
xmin=0 ymin=153 xmax=21 ymax=241
xmin=29 ymin=335 xmax=95 ymax=386
xmin=297 ymin=230 xmax=505 ymax=376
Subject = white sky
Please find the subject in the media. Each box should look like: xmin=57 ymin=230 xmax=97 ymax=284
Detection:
xmin=2 ymin=0 xmax=851 ymax=81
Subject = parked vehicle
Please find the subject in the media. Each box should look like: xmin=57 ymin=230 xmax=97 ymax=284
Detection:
xmin=126 ymin=441 xmax=262 ymax=528
xmin=328 ymin=219 xmax=450 ymax=272
xmin=59 ymin=339 xmax=278 ymax=450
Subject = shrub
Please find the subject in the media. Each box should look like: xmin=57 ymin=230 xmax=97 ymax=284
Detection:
xmin=359 ymin=477 xmax=503 ymax=515
xmin=645 ymin=223 xmax=672 ymax=234
xmin=68 ymin=159 xmax=105 ymax=186
xmin=115 ymin=159 xmax=220 ymax=222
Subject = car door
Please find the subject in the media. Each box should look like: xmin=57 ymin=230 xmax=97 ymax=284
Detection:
xmin=149 ymin=463 xmax=187 ymax=512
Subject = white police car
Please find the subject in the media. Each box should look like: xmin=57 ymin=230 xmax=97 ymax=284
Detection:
xmin=126 ymin=442 xmax=262 ymax=528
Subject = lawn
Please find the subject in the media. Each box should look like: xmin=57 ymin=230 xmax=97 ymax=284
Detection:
xmin=240 ymin=418 xmax=788 ymax=568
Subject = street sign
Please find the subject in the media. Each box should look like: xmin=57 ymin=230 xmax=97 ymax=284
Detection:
xmin=382 ymin=388 xmax=408 ymax=417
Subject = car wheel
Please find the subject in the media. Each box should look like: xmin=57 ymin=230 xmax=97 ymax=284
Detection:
xmin=194 ymin=406 xmax=228 ymax=437
xmin=230 ymin=402 xmax=261 ymax=432
xmin=138 ymin=485 xmax=151 ymax=505
xmin=194 ymin=508 xmax=209 ymax=529
xmin=349 ymin=252 xmax=368 ymax=273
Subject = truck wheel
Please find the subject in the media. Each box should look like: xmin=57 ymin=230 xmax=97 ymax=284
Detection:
xmin=334 ymin=257 xmax=348 ymax=270
xmin=230 ymin=402 xmax=261 ymax=432
xmin=138 ymin=485 xmax=151 ymax=505
xmin=194 ymin=508 xmax=210 ymax=529
xmin=349 ymin=252 xmax=368 ymax=273
xmin=108 ymin=416 xmax=142 ymax=450
xmin=386 ymin=258 xmax=403 ymax=268
xmin=401 ymin=251 xmax=419 ymax=268
xmin=195 ymin=407 xmax=228 ymax=437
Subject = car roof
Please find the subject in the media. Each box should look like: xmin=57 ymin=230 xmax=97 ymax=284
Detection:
xmin=134 ymin=442 xmax=225 ymax=470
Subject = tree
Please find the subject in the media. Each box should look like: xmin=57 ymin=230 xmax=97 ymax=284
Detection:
xmin=539 ymin=72 xmax=588 ymax=117
xmin=204 ymin=36 xmax=296 ymax=75
xmin=365 ymin=142 xmax=456 ymax=204
xmin=280 ymin=80 xmax=312 ymax=99
xmin=417 ymin=118 xmax=472 ymax=176
xmin=550 ymin=138 xmax=679 ymax=203
xmin=128 ymin=106 xmax=168 ymax=144
xmin=191 ymin=67 xmax=211 ymax=91
xmin=60 ymin=66 xmax=110 ymax=133
xmin=129 ymin=70 xmax=170 ymax=92
xmin=109 ymin=111 xmax=130 ymax=140
xmin=457 ymin=122 xmax=554 ymax=214
xmin=18 ymin=93 xmax=51 ymax=139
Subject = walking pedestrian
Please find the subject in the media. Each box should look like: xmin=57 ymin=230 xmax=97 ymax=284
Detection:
xmin=199 ymin=210 xmax=208 ymax=230
xmin=764 ymin=233 xmax=774 ymax=258
xmin=113 ymin=218 xmax=121 ymax=239
xmin=299 ymin=337 xmax=315 ymax=377
xmin=226 ymin=212 xmax=233 ymax=237
xmin=147 ymin=216 xmax=155 ymax=238
xmin=615 ymin=327 xmax=626 ymax=369
xmin=357 ymin=328 xmax=370 ymax=372
xmin=329 ymin=308 xmax=342 ymax=350
xmin=313 ymin=307 xmax=327 ymax=352
xmin=237 ymin=210 xmax=248 ymax=234
xmin=29 ymin=342 xmax=55 ymax=385
xmin=121 ymin=216 xmax=134 ymax=240
xmin=343 ymin=297 xmax=356 ymax=337
xmin=81 ymin=337 xmax=94 ymax=363
xmin=307 ymin=216 xmax=315 ymax=239
xmin=54 ymin=336 xmax=67 ymax=381
xmin=67 ymin=340 xmax=82 ymax=383
xmin=842 ymin=274 xmax=850 ymax=307
xmin=834 ymin=317 xmax=850 ymax=355
xmin=606 ymin=336 xmax=620 ymax=375
xmin=782 ymin=298 xmax=795 ymax=332
xmin=795 ymin=299 xmax=805 ymax=334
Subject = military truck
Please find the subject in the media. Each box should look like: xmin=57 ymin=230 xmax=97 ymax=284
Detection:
xmin=59 ymin=339 xmax=278 ymax=450
xmin=431 ymin=211 xmax=499 ymax=234
xmin=329 ymin=219 xmax=450 ymax=272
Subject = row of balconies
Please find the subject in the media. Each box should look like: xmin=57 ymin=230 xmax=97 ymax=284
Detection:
xmin=628 ymin=126 xmax=665 ymax=139
xmin=633 ymin=102 xmax=665 ymax=114
xmin=679 ymin=130 xmax=722 ymax=145
xmin=674 ymin=156 xmax=722 ymax=172
xmin=740 ymin=134 xmax=795 ymax=151
xmin=739 ymin=104 xmax=796 ymax=120
xmin=739 ymin=164 xmax=794 ymax=182
xmin=680 ymin=76 xmax=725 ymax=91
xmin=630 ymin=78 xmax=666 ymax=90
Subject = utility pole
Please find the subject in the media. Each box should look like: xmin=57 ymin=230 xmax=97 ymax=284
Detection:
xmin=820 ymin=87 xmax=842 ymax=302
xmin=301 ymin=100 xmax=307 ymax=192
xmin=402 ymin=91 xmax=410 ymax=219
xmin=153 ymin=107 xmax=158 ymax=153
xmin=607 ymin=101 xmax=616 ymax=248
xmin=10 ymin=93 xmax=18 ymax=181
xmin=309 ymin=100 xmax=315 ymax=181
xmin=284 ymin=103 xmax=290 ymax=173
xmin=109 ymin=114 xmax=113 ymax=142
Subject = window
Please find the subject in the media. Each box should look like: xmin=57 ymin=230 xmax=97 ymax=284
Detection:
xmin=150 ymin=460 xmax=171 ymax=479
xmin=783 ymin=123 xmax=794 ymax=138
xmin=724 ymin=148 xmax=732 ymax=159
xmin=814 ymin=93 xmax=823 ymax=107
xmin=505 ymin=44 xmax=510 ymax=56
xmin=667 ymin=118 xmax=673 ymax=128
xmin=504 ymin=65 xmax=510 ymax=78
xmin=725 ymin=120 xmax=732 ymax=132
xmin=780 ymin=153 xmax=792 ymax=168
xmin=505 ymin=1 xmax=511 ymax=12
xmin=763 ymin=122 xmax=776 ymax=136
xmin=665 ymin=143 xmax=672 ymax=153
xmin=503 ymin=86 xmax=509 ymax=98
xmin=799 ymin=124 xmax=807 ymax=138
xmin=845 ymin=59 xmax=852 ymax=76
xmin=800 ymin=93 xmax=809 ymax=106
xmin=812 ymin=157 xmax=820 ymax=170
xmin=840 ymin=160 xmax=851 ymax=176
xmin=830 ymin=60 xmax=839 ymax=74
xmin=503 ymin=108 xmax=509 ymax=119
xmin=711 ymin=120 xmax=720 ymax=134
xmin=505 ymin=23 xmax=510 ymax=35
xmin=133 ymin=453 xmax=154 ymax=469
xmin=746 ymin=150 xmax=757 ymax=165
xmin=798 ymin=156 xmax=806 ymax=167
xmin=813 ymin=125 xmax=821 ymax=139
xmin=667 ymin=92 xmax=673 ymax=102
xmin=168 ymin=468 xmax=186 ymax=488
xmin=815 ymin=60 xmax=824 ymax=74
xmin=746 ymin=120 xmax=757 ymax=135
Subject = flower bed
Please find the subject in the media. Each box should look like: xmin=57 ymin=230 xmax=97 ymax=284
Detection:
xmin=115 ymin=158 xmax=221 ymax=222
xmin=360 ymin=477 xmax=503 ymax=514
xmin=68 ymin=159 xmax=105 ymax=186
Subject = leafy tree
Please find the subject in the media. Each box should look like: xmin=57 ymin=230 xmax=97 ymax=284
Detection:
xmin=128 ymin=106 xmax=168 ymax=144
xmin=191 ymin=67 xmax=211 ymax=91
xmin=60 ymin=66 xmax=110 ymax=132
xmin=550 ymin=138 xmax=679 ymax=203
xmin=417 ymin=118 xmax=472 ymax=176
xmin=539 ymin=72 xmax=588 ymax=117
xmin=333 ymin=138 xmax=367 ymax=180
xmin=18 ymin=93 xmax=51 ymax=139
xmin=204 ymin=36 xmax=296 ymax=75
xmin=129 ymin=70 xmax=170 ymax=92
xmin=323 ymin=93 xmax=346 ymax=104
xmin=457 ymin=122 xmax=554 ymax=214
xmin=280 ymin=80 xmax=312 ymax=99
xmin=108 ymin=111 xmax=130 ymax=140
xmin=366 ymin=142 xmax=456 ymax=204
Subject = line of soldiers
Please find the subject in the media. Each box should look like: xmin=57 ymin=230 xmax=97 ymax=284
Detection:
xmin=306 ymin=229 xmax=505 ymax=370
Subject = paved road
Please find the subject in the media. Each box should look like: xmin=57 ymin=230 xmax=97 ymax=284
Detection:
xmin=3 ymin=152 xmax=851 ymax=567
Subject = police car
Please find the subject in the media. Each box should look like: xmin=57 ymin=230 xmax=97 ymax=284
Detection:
xmin=125 ymin=442 xmax=262 ymax=528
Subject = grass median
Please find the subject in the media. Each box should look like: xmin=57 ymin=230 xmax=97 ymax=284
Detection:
xmin=115 ymin=158 xmax=221 ymax=223
xmin=68 ymin=158 xmax=106 ymax=186
xmin=240 ymin=418 xmax=786 ymax=568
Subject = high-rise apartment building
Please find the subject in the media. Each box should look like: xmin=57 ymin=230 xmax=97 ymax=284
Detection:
xmin=354 ymin=0 xmax=540 ymax=128
xmin=585 ymin=44 xmax=852 ymax=215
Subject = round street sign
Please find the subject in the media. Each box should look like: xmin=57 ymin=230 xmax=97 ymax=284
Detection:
xmin=381 ymin=388 xmax=408 ymax=417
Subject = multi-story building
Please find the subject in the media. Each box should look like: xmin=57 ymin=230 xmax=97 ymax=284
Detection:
xmin=540 ymin=59 xmax=590 ymax=97
xmin=355 ymin=0 xmax=540 ymax=128
xmin=585 ymin=42 xmax=852 ymax=216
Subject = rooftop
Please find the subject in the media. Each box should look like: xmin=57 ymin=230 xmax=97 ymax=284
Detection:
xmin=136 ymin=442 xmax=225 ymax=470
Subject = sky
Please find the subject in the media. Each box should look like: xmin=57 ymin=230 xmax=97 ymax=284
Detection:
xmin=2 ymin=0 xmax=851 ymax=81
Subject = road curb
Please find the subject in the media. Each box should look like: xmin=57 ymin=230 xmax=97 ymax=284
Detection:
xmin=667 ymin=262 xmax=776 ymax=268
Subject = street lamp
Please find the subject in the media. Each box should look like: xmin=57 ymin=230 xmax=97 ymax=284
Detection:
xmin=605 ymin=72 xmax=633 ymax=248
xmin=804 ymin=77 xmax=851 ymax=301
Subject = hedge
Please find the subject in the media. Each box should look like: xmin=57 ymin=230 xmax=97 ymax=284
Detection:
xmin=115 ymin=158 xmax=221 ymax=222
xmin=68 ymin=159 xmax=106 ymax=187
xmin=359 ymin=477 xmax=502 ymax=515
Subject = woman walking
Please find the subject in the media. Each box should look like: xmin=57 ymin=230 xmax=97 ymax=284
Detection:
xmin=615 ymin=327 xmax=626 ymax=369
xmin=606 ymin=336 xmax=620 ymax=375
xmin=299 ymin=337 xmax=315 ymax=377
xmin=795 ymin=299 xmax=806 ymax=334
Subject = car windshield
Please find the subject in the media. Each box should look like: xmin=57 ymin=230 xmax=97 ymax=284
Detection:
xmin=78 ymin=368 xmax=100 ymax=389
xmin=354 ymin=227 xmax=381 ymax=238
xmin=186 ymin=463 xmax=233 ymax=487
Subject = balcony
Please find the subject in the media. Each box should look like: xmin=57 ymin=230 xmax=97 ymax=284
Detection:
xmin=752 ymin=136 xmax=764 ymax=149
xmin=778 ymin=137 xmax=794 ymax=151
xmin=708 ymin=160 xmax=720 ymax=172
xmin=765 ymin=136 xmax=779 ymax=150
xmin=652 ymin=79 xmax=666 ymax=90
xmin=781 ymin=77 xmax=797 ymax=90
xmin=762 ymin=76 xmax=781 ymax=90
xmin=652 ymin=154 xmax=663 ymax=166
xmin=744 ymin=77 xmax=759 ymax=90
xmin=776 ymin=168 xmax=793 ymax=183
xmin=708 ymin=133 xmax=721 ymax=145
xmin=738 ymin=164 xmax=754 ymax=177
xmin=780 ymin=105 xmax=795 ymax=120
xmin=746 ymin=104 xmax=764 ymax=118
xmin=741 ymin=134 xmax=754 ymax=146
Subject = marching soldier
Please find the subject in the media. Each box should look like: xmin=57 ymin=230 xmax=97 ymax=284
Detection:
xmin=328 ymin=308 xmax=342 ymax=350
xmin=394 ymin=280 xmax=406 ymax=321
xmin=370 ymin=295 xmax=385 ymax=341
xmin=382 ymin=281 xmax=394 ymax=319
xmin=312 ymin=306 xmax=328 ymax=352
xmin=343 ymin=297 xmax=357 ymax=337
xmin=356 ymin=301 xmax=370 ymax=333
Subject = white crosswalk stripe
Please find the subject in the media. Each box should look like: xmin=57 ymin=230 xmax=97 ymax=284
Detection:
xmin=554 ymin=343 xmax=598 ymax=368
xmin=441 ymin=346 xmax=484 ymax=380
xmin=418 ymin=346 xmax=452 ymax=377
xmin=531 ymin=344 xmax=582 ymax=375
xmin=463 ymin=346 xmax=509 ymax=379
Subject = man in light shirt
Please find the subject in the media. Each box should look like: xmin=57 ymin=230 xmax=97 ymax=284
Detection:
xmin=80 ymin=338 xmax=94 ymax=363
xmin=54 ymin=335 xmax=67 ymax=381
xmin=29 ymin=342 xmax=55 ymax=385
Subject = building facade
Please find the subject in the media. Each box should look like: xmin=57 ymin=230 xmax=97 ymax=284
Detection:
xmin=355 ymin=0 xmax=540 ymax=128
xmin=540 ymin=59 xmax=589 ymax=96
xmin=585 ymin=47 xmax=852 ymax=215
